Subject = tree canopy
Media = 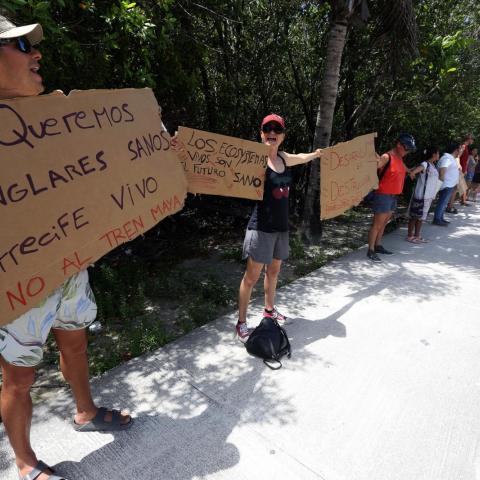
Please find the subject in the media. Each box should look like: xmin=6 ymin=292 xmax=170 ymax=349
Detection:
xmin=3 ymin=0 xmax=480 ymax=224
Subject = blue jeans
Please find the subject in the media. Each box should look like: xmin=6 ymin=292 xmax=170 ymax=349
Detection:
xmin=434 ymin=186 xmax=454 ymax=222
xmin=372 ymin=193 xmax=397 ymax=213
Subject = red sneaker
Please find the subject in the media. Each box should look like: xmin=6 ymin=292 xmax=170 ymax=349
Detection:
xmin=235 ymin=322 xmax=252 ymax=343
xmin=263 ymin=307 xmax=288 ymax=325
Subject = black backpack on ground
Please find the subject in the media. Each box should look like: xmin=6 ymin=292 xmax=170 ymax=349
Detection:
xmin=245 ymin=317 xmax=291 ymax=370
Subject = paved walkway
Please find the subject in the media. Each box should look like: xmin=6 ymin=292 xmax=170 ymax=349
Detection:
xmin=1 ymin=204 xmax=480 ymax=480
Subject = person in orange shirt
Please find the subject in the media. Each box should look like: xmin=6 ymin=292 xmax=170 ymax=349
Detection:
xmin=367 ymin=133 xmax=416 ymax=262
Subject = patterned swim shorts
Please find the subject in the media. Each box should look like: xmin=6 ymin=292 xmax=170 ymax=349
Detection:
xmin=0 ymin=270 xmax=97 ymax=367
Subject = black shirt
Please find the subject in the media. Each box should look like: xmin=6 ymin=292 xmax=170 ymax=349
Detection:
xmin=247 ymin=153 xmax=292 ymax=232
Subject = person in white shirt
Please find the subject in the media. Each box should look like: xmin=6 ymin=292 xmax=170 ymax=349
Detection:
xmin=406 ymin=145 xmax=440 ymax=241
xmin=433 ymin=142 xmax=460 ymax=226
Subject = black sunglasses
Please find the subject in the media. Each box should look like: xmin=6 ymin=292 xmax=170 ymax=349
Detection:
xmin=0 ymin=36 xmax=32 ymax=54
xmin=262 ymin=123 xmax=285 ymax=134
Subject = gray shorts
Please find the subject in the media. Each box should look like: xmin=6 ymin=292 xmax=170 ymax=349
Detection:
xmin=0 ymin=270 xmax=97 ymax=367
xmin=372 ymin=193 xmax=398 ymax=214
xmin=242 ymin=229 xmax=289 ymax=264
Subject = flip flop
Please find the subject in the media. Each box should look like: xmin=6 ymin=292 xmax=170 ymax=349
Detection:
xmin=415 ymin=237 xmax=429 ymax=243
xmin=18 ymin=460 xmax=67 ymax=480
xmin=73 ymin=407 xmax=133 ymax=432
xmin=406 ymin=236 xmax=421 ymax=243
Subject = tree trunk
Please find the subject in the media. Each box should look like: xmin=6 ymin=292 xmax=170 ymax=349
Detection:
xmin=343 ymin=64 xmax=356 ymax=140
xmin=199 ymin=62 xmax=217 ymax=131
xmin=301 ymin=17 xmax=349 ymax=243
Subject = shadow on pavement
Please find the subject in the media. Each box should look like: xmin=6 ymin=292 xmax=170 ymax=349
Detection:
xmin=1 ymin=323 xmax=298 ymax=479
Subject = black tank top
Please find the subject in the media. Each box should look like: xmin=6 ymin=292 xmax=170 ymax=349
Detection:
xmin=247 ymin=153 xmax=292 ymax=232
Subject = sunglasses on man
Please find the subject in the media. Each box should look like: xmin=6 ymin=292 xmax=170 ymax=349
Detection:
xmin=0 ymin=36 xmax=32 ymax=53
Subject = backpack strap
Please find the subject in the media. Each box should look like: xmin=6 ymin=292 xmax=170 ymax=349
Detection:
xmin=276 ymin=321 xmax=292 ymax=359
xmin=422 ymin=163 xmax=429 ymax=198
xmin=283 ymin=326 xmax=292 ymax=358
xmin=378 ymin=153 xmax=391 ymax=181
xmin=263 ymin=358 xmax=283 ymax=370
xmin=263 ymin=321 xmax=291 ymax=369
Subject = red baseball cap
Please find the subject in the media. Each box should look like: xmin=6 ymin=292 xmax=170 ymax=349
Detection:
xmin=261 ymin=114 xmax=285 ymax=129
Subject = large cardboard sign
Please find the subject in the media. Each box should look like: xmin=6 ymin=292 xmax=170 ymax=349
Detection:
xmin=320 ymin=133 xmax=378 ymax=219
xmin=0 ymin=88 xmax=187 ymax=326
xmin=177 ymin=127 xmax=269 ymax=200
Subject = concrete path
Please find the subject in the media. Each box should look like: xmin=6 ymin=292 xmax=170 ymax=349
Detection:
xmin=1 ymin=204 xmax=480 ymax=480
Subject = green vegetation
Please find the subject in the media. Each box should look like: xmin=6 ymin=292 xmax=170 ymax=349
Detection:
xmin=220 ymin=245 xmax=244 ymax=262
xmin=80 ymin=251 xmax=239 ymax=374
xmin=289 ymin=234 xmax=307 ymax=260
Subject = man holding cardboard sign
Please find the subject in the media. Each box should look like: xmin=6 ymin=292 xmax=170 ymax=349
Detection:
xmin=0 ymin=13 xmax=131 ymax=480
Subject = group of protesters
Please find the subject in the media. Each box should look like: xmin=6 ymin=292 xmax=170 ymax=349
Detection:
xmin=1 ymin=11 xmax=479 ymax=480
xmin=365 ymin=133 xmax=478 ymax=263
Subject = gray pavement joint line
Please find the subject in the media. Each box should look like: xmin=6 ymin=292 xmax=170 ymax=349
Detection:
xmin=177 ymin=369 xmax=332 ymax=480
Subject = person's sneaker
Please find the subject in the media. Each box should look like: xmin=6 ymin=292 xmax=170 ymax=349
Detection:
xmin=235 ymin=322 xmax=252 ymax=343
xmin=432 ymin=220 xmax=449 ymax=226
xmin=445 ymin=207 xmax=458 ymax=214
xmin=264 ymin=307 xmax=288 ymax=325
xmin=374 ymin=245 xmax=393 ymax=255
xmin=367 ymin=249 xmax=382 ymax=262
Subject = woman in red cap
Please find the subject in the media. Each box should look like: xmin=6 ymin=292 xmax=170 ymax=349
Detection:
xmin=236 ymin=114 xmax=322 ymax=341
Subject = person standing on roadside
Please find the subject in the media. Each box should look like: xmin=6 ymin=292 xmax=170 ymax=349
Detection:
xmin=406 ymin=146 xmax=440 ymax=243
xmin=0 ymin=13 xmax=132 ymax=480
xmin=459 ymin=133 xmax=474 ymax=175
xmin=445 ymin=143 xmax=466 ymax=214
xmin=466 ymin=147 xmax=479 ymax=202
xmin=433 ymin=141 xmax=461 ymax=226
xmin=468 ymin=150 xmax=480 ymax=203
xmin=366 ymin=133 xmax=416 ymax=263
xmin=454 ymin=133 xmax=474 ymax=208
xmin=236 ymin=114 xmax=322 ymax=341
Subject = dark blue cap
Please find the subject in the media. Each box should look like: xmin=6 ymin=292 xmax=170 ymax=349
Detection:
xmin=398 ymin=133 xmax=416 ymax=152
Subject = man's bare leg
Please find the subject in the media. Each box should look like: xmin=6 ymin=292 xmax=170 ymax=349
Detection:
xmin=53 ymin=328 xmax=130 ymax=426
xmin=0 ymin=358 xmax=53 ymax=479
